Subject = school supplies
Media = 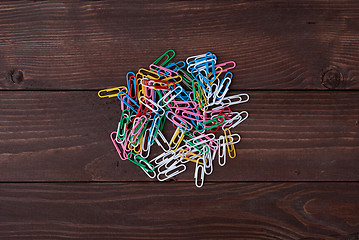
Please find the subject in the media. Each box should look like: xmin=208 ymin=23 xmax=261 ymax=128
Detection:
xmin=99 ymin=50 xmax=249 ymax=188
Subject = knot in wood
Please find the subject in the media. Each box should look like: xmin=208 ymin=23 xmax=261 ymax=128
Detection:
xmin=321 ymin=68 xmax=342 ymax=89
xmin=7 ymin=69 xmax=24 ymax=84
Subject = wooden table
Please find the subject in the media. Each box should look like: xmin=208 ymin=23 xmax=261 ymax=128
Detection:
xmin=1 ymin=1 xmax=358 ymax=239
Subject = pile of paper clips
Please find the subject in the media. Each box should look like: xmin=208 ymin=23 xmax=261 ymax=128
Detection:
xmin=98 ymin=50 xmax=249 ymax=188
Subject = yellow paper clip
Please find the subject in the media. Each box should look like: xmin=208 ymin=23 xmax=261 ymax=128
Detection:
xmin=192 ymin=81 xmax=204 ymax=109
xmin=128 ymin=141 xmax=136 ymax=151
xmin=179 ymin=150 xmax=206 ymax=165
xmin=169 ymin=127 xmax=185 ymax=151
xmin=134 ymin=135 xmax=143 ymax=154
xmin=137 ymin=68 xmax=160 ymax=80
xmin=98 ymin=86 xmax=128 ymax=98
xmin=137 ymin=77 xmax=144 ymax=100
xmin=224 ymin=128 xmax=236 ymax=159
xmin=209 ymin=66 xmax=223 ymax=84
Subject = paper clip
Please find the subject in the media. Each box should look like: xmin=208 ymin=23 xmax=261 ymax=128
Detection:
xmin=166 ymin=111 xmax=193 ymax=131
xmin=223 ymin=72 xmax=233 ymax=80
xmin=155 ymin=131 xmax=171 ymax=152
xmin=157 ymin=85 xmax=183 ymax=107
xmin=192 ymin=80 xmax=204 ymax=107
xmin=152 ymin=49 xmax=176 ymax=67
xmin=110 ymin=132 xmax=127 ymax=161
xmin=217 ymin=136 xmax=227 ymax=166
xmin=150 ymin=64 xmax=171 ymax=77
xmin=157 ymin=163 xmax=186 ymax=181
xmin=147 ymin=114 xmax=161 ymax=145
xmin=216 ymin=76 xmax=231 ymax=102
xmin=139 ymin=129 xmax=150 ymax=157
xmin=163 ymin=155 xmax=182 ymax=170
xmin=196 ymin=116 xmax=225 ymax=131
xmin=215 ymin=61 xmax=236 ymax=73
xmin=126 ymin=71 xmax=136 ymax=82
xmin=226 ymin=133 xmax=241 ymax=146
xmin=151 ymin=151 xmax=175 ymax=166
xmin=203 ymin=145 xmax=214 ymax=175
xmin=139 ymin=96 xmax=165 ymax=115
xmin=208 ymin=66 xmax=223 ymax=83
xmin=177 ymin=68 xmax=194 ymax=84
xmin=209 ymin=107 xmax=231 ymax=133
xmin=221 ymin=111 xmax=248 ymax=130
xmin=157 ymin=154 xmax=186 ymax=181
xmin=182 ymin=139 xmax=207 ymax=155
xmin=116 ymin=109 xmax=131 ymax=141
xmin=224 ymin=128 xmax=236 ymax=159
xmin=186 ymin=52 xmax=213 ymax=64
xmin=221 ymin=93 xmax=250 ymax=106
xmin=139 ymin=157 xmax=156 ymax=179
xmin=128 ymin=116 xmax=147 ymax=144
xmin=192 ymin=131 xmax=218 ymax=151
xmin=150 ymin=64 xmax=177 ymax=77
xmin=206 ymin=79 xmax=219 ymax=106
xmin=101 ymin=51 xmax=249 ymax=187
xmin=194 ymin=158 xmax=205 ymax=188
xmin=187 ymin=52 xmax=217 ymax=72
xmin=127 ymin=75 xmax=137 ymax=100
xmin=178 ymin=149 xmax=206 ymax=165
xmin=165 ymin=61 xmax=185 ymax=72
xmin=133 ymin=135 xmax=143 ymax=154
xmin=169 ymin=127 xmax=185 ymax=150
xmin=177 ymin=108 xmax=205 ymax=122
xmin=138 ymin=68 xmax=160 ymax=80
xmin=142 ymin=78 xmax=178 ymax=90
xmin=127 ymin=152 xmax=155 ymax=172
xmin=118 ymin=92 xmax=139 ymax=113
xmin=98 ymin=86 xmax=128 ymax=98
xmin=223 ymin=111 xmax=249 ymax=130
xmin=191 ymin=67 xmax=213 ymax=93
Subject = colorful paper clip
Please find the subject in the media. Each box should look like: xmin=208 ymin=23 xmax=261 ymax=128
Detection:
xmin=100 ymin=50 xmax=249 ymax=188
xmin=98 ymin=86 xmax=128 ymax=98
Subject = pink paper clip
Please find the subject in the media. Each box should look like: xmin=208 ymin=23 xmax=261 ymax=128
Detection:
xmin=166 ymin=111 xmax=193 ymax=131
xmin=169 ymin=100 xmax=193 ymax=109
xmin=151 ymin=88 xmax=155 ymax=102
xmin=175 ymin=108 xmax=205 ymax=122
xmin=110 ymin=132 xmax=127 ymax=160
xmin=149 ymin=64 xmax=177 ymax=77
xmin=144 ymin=85 xmax=152 ymax=99
xmin=215 ymin=61 xmax=236 ymax=74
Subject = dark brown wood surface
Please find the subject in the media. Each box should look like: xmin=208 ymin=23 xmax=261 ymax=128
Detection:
xmin=0 ymin=1 xmax=358 ymax=239
xmin=1 ymin=91 xmax=358 ymax=181
xmin=1 ymin=182 xmax=359 ymax=240
xmin=1 ymin=0 xmax=359 ymax=90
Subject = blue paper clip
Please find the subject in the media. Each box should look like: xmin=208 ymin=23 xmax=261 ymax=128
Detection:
xmin=118 ymin=92 xmax=139 ymax=112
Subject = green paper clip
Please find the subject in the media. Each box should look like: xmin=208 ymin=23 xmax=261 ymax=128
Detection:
xmin=196 ymin=116 xmax=225 ymax=131
xmin=117 ymin=109 xmax=131 ymax=140
xmin=152 ymin=50 xmax=175 ymax=67
xmin=127 ymin=152 xmax=155 ymax=172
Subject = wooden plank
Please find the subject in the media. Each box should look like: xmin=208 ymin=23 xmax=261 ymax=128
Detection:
xmin=1 ymin=91 xmax=358 ymax=182
xmin=0 ymin=182 xmax=358 ymax=239
xmin=0 ymin=1 xmax=359 ymax=90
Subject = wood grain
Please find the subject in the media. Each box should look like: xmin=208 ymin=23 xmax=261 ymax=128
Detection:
xmin=1 ymin=91 xmax=358 ymax=182
xmin=1 ymin=1 xmax=358 ymax=239
xmin=0 ymin=0 xmax=359 ymax=90
xmin=0 ymin=182 xmax=358 ymax=239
